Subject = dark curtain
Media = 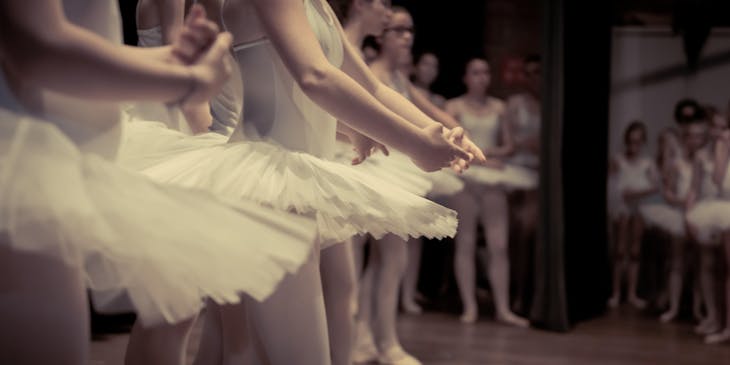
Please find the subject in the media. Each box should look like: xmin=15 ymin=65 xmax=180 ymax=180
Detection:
xmin=530 ymin=0 xmax=613 ymax=330
xmin=119 ymin=0 xmax=139 ymax=45
xmin=528 ymin=0 xmax=569 ymax=332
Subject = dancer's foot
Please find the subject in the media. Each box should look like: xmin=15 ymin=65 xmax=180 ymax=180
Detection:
xmin=353 ymin=322 xmax=379 ymax=364
xmin=695 ymin=319 xmax=721 ymax=335
xmin=692 ymin=295 xmax=705 ymax=322
xmin=377 ymin=345 xmax=422 ymax=365
xmin=459 ymin=305 xmax=478 ymax=324
xmin=705 ymin=329 xmax=730 ymax=345
xmin=401 ymin=300 xmax=422 ymax=315
xmin=607 ymin=295 xmax=620 ymax=309
xmin=496 ymin=311 xmax=530 ymax=328
xmin=628 ymin=296 xmax=647 ymax=310
xmin=659 ymin=309 xmax=678 ymax=323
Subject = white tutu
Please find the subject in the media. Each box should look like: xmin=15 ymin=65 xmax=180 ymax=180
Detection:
xmin=119 ymin=120 xmax=458 ymax=246
xmin=0 ymin=110 xmax=315 ymax=326
xmin=368 ymin=146 xmax=464 ymax=197
xmin=686 ymin=200 xmax=730 ymax=245
xmin=458 ymin=164 xmax=538 ymax=191
xmin=331 ymin=140 xmax=433 ymax=196
xmin=638 ymin=203 xmax=685 ymax=237
xmin=332 ymin=140 xmax=465 ymax=197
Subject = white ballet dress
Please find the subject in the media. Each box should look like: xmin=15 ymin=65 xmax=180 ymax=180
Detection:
xmin=638 ymin=156 xmax=692 ymax=236
xmin=686 ymin=148 xmax=730 ymax=244
xmin=506 ymin=93 xmax=541 ymax=170
xmin=119 ymin=0 xmax=458 ymax=247
xmin=0 ymin=0 xmax=318 ymax=326
xmin=608 ymin=153 xmax=657 ymax=219
xmin=455 ymin=102 xmax=538 ymax=191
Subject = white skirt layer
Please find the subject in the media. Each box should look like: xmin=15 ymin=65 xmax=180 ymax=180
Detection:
xmin=0 ymin=110 xmax=315 ymax=326
xmin=331 ymin=140 xmax=433 ymax=196
xmin=119 ymin=120 xmax=458 ymax=246
xmin=382 ymin=148 xmax=465 ymax=197
xmin=638 ymin=203 xmax=685 ymax=237
xmin=686 ymin=200 xmax=730 ymax=245
xmin=458 ymin=164 xmax=538 ymax=191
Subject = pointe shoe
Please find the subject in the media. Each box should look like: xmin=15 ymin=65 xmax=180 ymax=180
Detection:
xmin=607 ymin=295 xmax=620 ymax=309
xmin=705 ymin=329 xmax=730 ymax=345
xmin=377 ymin=346 xmax=422 ymax=365
xmin=496 ymin=312 xmax=530 ymax=328
xmin=659 ymin=310 xmax=678 ymax=323
xmin=628 ymin=296 xmax=647 ymax=310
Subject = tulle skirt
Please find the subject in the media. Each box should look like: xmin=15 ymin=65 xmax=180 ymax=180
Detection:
xmin=638 ymin=203 xmax=685 ymax=237
xmin=119 ymin=119 xmax=458 ymax=247
xmin=0 ymin=109 xmax=316 ymax=325
xmin=686 ymin=200 xmax=730 ymax=245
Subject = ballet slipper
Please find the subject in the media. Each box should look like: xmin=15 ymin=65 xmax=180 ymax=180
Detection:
xmin=353 ymin=322 xmax=379 ymax=364
xmin=705 ymin=329 xmax=730 ymax=345
xmin=628 ymin=296 xmax=647 ymax=310
xmin=695 ymin=320 xmax=721 ymax=335
xmin=377 ymin=345 xmax=422 ymax=365
xmin=496 ymin=312 xmax=530 ymax=328
xmin=659 ymin=309 xmax=678 ymax=323
xmin=459 ymin=306 xmax=478 ymax=324
xmin=401 ymin=300 xmax=422 ymax=315
xmin=607 ymin=295 xmax=620 ymax=309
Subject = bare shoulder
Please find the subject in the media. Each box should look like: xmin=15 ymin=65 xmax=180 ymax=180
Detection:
xmin=444 ymin=96 xmax=464 ymax=114
xmin=488 ymin=96 xmax=506 ymax=113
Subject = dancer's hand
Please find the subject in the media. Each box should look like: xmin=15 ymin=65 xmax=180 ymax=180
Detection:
xmin=482 ymin=158 xmax=505 ymax=170
xmin=410 ymin=124 xmax=471 ymax=172
xmin=180 ymin=32 xmax=233 ymax=107
xmin=181 ymin=102 xmax=213 ymax=134
xmin=443 ymin=127 xmax=487 ymax=164
xmin=348 ymin=131 xmax=389 ymax=165
xmin=171 ymin=4 xmax=220 ymax=65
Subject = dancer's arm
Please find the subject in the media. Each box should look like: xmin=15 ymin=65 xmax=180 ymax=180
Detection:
xmin=661 ymin=164 xmax=681 ymax=206
xmin=337 ymin=122 xmax=389 ymax=165
xmin=251 ymin=0 xmax=469 ymax=171
xmin=340 ymin=43 xmax=485 ymax=164
xmin=712 ymin=136 xmax=730 ymax=187
xmin=505 ymin=96 xmax=540 ymax=154
xmin=0 ymin=1 xmax=231 ymax=105
xmin=154 ymin=0 xmax=186 ymax=44
xmin=685 ymin=157 xmax=703 ymax=210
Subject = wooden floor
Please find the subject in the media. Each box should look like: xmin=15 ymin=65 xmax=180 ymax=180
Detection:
xmin=90 ymin=308 xmax=730 ymax=365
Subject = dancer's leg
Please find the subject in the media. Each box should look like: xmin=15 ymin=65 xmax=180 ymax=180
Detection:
xmin=0 ymin=246 xmax=89 ymax=365
xmin=481 ymin=188 xmax=528 ymax=327
xmin=321 ymin=242 xmax=358 ymax=365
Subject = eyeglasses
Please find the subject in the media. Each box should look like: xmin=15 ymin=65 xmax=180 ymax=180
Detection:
xmin=384 ymin=26 xmax=415 ymax=36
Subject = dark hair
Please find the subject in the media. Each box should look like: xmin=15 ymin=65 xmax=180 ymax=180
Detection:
xmin=415 ymin=51 xmax=438 ymax=65
xmin=624 ymin=120 xmax=647 ymax=144
xmin=524 ymin=54 xmax=541 ymax=66
xmin=390 ymin=5 xmax=410 ymax=16
xmin=674 ymin=98 xmax=706 ymax=125
xmin=362 ymin=35 xmax=380 ymax=52
xmin=329 ymin=0 xmax=355 ymax=23
xmin=464 ymin=57 xmax=488 ymax=76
